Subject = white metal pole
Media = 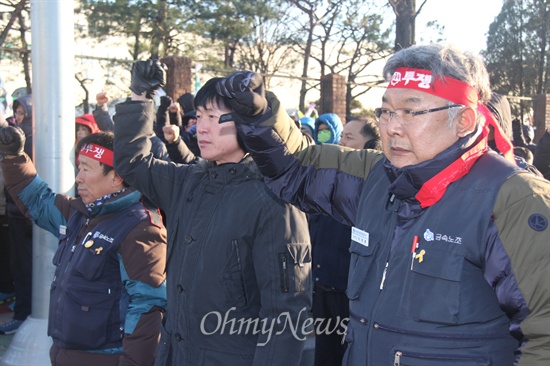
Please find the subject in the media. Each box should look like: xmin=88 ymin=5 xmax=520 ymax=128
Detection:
xmin=1 ymin=0 xmax=75 ymax=364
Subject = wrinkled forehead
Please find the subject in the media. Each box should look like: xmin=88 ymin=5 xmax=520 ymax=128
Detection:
xmin=382 ymin=88 xmax=447 ymax=106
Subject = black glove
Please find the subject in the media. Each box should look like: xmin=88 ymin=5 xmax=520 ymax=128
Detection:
xmin=130 ymin=59 xmax=167 ymax=99
xmin=159 ymin=95 xmax=173 ymax=111
xmin=216 ymin=71 xmax=268 ymax=124
xmin=0 ymin=126 xmax=26 ymax=158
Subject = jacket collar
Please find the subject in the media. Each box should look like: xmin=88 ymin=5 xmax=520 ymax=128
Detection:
xmin=72 ymin=188 xmax=142 ymax=217
xmin=384 ymin=125 xmax=486 ymax=207
xmin=201 ymin=155 xmax=263 ymax=184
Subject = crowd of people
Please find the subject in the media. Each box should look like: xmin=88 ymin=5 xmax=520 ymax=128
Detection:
xmin=0 ymin=42 xmax=549 ymax=366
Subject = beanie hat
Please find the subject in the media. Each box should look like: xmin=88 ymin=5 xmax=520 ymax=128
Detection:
xmin=76 ymin=114 xmax=100 ymax=134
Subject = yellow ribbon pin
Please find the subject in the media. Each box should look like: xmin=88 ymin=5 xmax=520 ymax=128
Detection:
xmin=94 ymin=247 xmax=103 ymax=255
xmin=415 ymin=249 xmax=426 ymax=263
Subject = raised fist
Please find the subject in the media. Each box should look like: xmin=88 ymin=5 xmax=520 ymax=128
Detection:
xmin=159 ymin=96 xmax=173 ymax=111
xmin=0 ymin=126 xmax=26 ymax=158
xmin=216 ymin=71 xmax=268 ymax=124
xmin=163 ymin=125 xmax=180 ymax=144
xmin=130 ymin=59 xmax=167 ymax=99
xmin=96 ymin=92 xmax=109 ymax=107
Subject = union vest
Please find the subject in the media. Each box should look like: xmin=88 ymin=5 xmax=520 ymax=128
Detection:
xmin=48 ymin=204 xmax=147 ymax=350
xmin=344 ymin=152 xmax=522 ymax=366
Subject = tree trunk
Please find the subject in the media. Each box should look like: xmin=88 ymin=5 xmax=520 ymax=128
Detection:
xmin=150 ymin=0 xmax=167 ymax=59
xmin=299 ymin=17 xmax=314 ymax=112
xmin=18 ymin=10 xmax=31 ymax=94
xmin=389 ymin=0 xmax=428 ymax=51
xmin=392 ymin=0 xmax=415 ymax=50
xmin=535 ymin=0 xmax=548 ymax=95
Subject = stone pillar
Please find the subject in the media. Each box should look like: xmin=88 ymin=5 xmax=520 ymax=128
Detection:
xmin=160 ymin=55 xmax=193 ymax=101
xmin=320 ymin=73 xmax=346 ymax=123
xmin=532 ymin=94 xmax=550 ymax=144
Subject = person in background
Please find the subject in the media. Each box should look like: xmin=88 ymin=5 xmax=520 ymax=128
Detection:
xmin=216 ymin=43 xmax=550 ymax=365
xmin=0 ymin=128 xmax=167 ymax=366
xmin=180 ymin=110 xmax=200 ymax=156
xmin=514 ymin=146 xmax=534 ymax=165
xmin=299 ymin=116 xmax=315 ymax=139
xmin=113 ymin=60 xmax=312 ymax=366
xmin=308 ymin=112 xmax=352 ymax=366
xmin=0 ymin=94 xmax=33 ymax=335
xmin=93 ymin=92 xmax=115 ymax=131
xmin=0 ymin=109 xmax=14 ymax=306
xmin=512 ymin=115 xmax=537 ymax=154
xmin=75 ymin=114 xmax=99 ymax=143
xmin=486 ymin=93 xmax=541 ymax=176
xmin=314 ymin=113 xmax=343 ymax=145
xmin=176 ymin=92 xmax=195 ymax=115
xmin=533 ymin=126 xmax=550 ymax=180
xmin=339 ymin=118 xmax=381 ymax=150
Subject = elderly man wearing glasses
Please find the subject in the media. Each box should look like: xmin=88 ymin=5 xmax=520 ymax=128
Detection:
xmin=215 ymin=43 xmax=550 ymax=366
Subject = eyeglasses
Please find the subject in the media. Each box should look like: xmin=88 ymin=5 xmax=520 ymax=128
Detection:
xmin=374 ymin=104 xmax=464 ymax=125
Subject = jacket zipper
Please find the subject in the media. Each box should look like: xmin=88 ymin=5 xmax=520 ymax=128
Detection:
xmin=393 ymin=349 xmax=488 ymax=364
xmin=373 ymin=321 xmax=511 ymax=340
xmin=393 ymin=351 xmax=402 ymax=366
xmin=56 ymin=217 xmax=90 ymax=332
xmin=379 ymin=262 xmax=389 ymax=289
xmin=379 ymin=199 xmax=398 ymax=291
xmin=279 ymin=253 xmax=289 ymax=293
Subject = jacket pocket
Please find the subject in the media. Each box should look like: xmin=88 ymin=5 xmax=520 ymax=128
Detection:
xmin=408 ymin=244 xmax=463 ymax=324
xmin=392 ymin=348 xmax=490 ymax=366
xmin=222 ymin=240 xmax=248 ymax=308
xmin=346 ymin=240 xmax=377 ymax=300
xmin=282 ymin=243 xmax=312 ymax=292
xmin=73 ymin=238 xmax=114 ymax=281
xmin=61 ymin=283 xmax=119 ymax=349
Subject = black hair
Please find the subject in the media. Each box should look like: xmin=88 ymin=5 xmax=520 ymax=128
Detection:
xmin=194 ymin=77 xmax=247 ymax=153
xmin=194 ymin=78 xmax=230 ymax=111
xmin=348 ymin=118 xmax=382 ymax=150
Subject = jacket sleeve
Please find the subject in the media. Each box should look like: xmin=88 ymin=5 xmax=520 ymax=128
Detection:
xmin=150 ymin=135 xmax=171 ymax=162
xmin=165 ymin=138 xmax=197 ymax=164
xmin=2 ymin=154 xmax=71 ymax=235
xmin=238 ymin=91 xmax=384 ymax=226
xmin=252 ymin=195 xmax=312 ymax=366
xmin=154 ymin=106 xmax=168 ymax=142
xmin=169 ymin=111 xmax=182 ymax=128
xmin=118 ymin=219 xmax=167 ymax=366
xmin=93 ymin=104 xmax=114 ymax=131
xmin=113 ymin=100 xmax=191 ymax=213
xmin=491 ymin=173 xmax=550 ymax=366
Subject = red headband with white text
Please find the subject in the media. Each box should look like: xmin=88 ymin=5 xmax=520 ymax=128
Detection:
xmin=388 ymin=67 xmax=514 ymax=162
xmin=79 ymin=143 xmax=114 ymax=167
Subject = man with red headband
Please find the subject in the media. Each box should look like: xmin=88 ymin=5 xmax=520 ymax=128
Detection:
xmin=215 ymin=44 xmax=550 ymax=365
xmin=0 ymin=129 xmax=167 ymax=366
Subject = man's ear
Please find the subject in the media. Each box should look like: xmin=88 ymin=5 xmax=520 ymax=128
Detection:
xmin=456 ymin=107 xmax=477 ymax=138
xmin=112 ymin=172 xmax=124 ymax=187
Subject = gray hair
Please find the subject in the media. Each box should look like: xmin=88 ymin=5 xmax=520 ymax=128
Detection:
xmin=384 ymin=44 xmax=491 ymax=127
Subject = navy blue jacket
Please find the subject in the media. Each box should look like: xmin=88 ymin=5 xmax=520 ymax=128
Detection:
xmin=236 ymin=92 xmax=550 ymax=366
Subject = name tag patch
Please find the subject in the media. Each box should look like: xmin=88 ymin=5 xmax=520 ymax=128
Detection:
xmin=351 ymin=227 xmax=369 ymax=247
